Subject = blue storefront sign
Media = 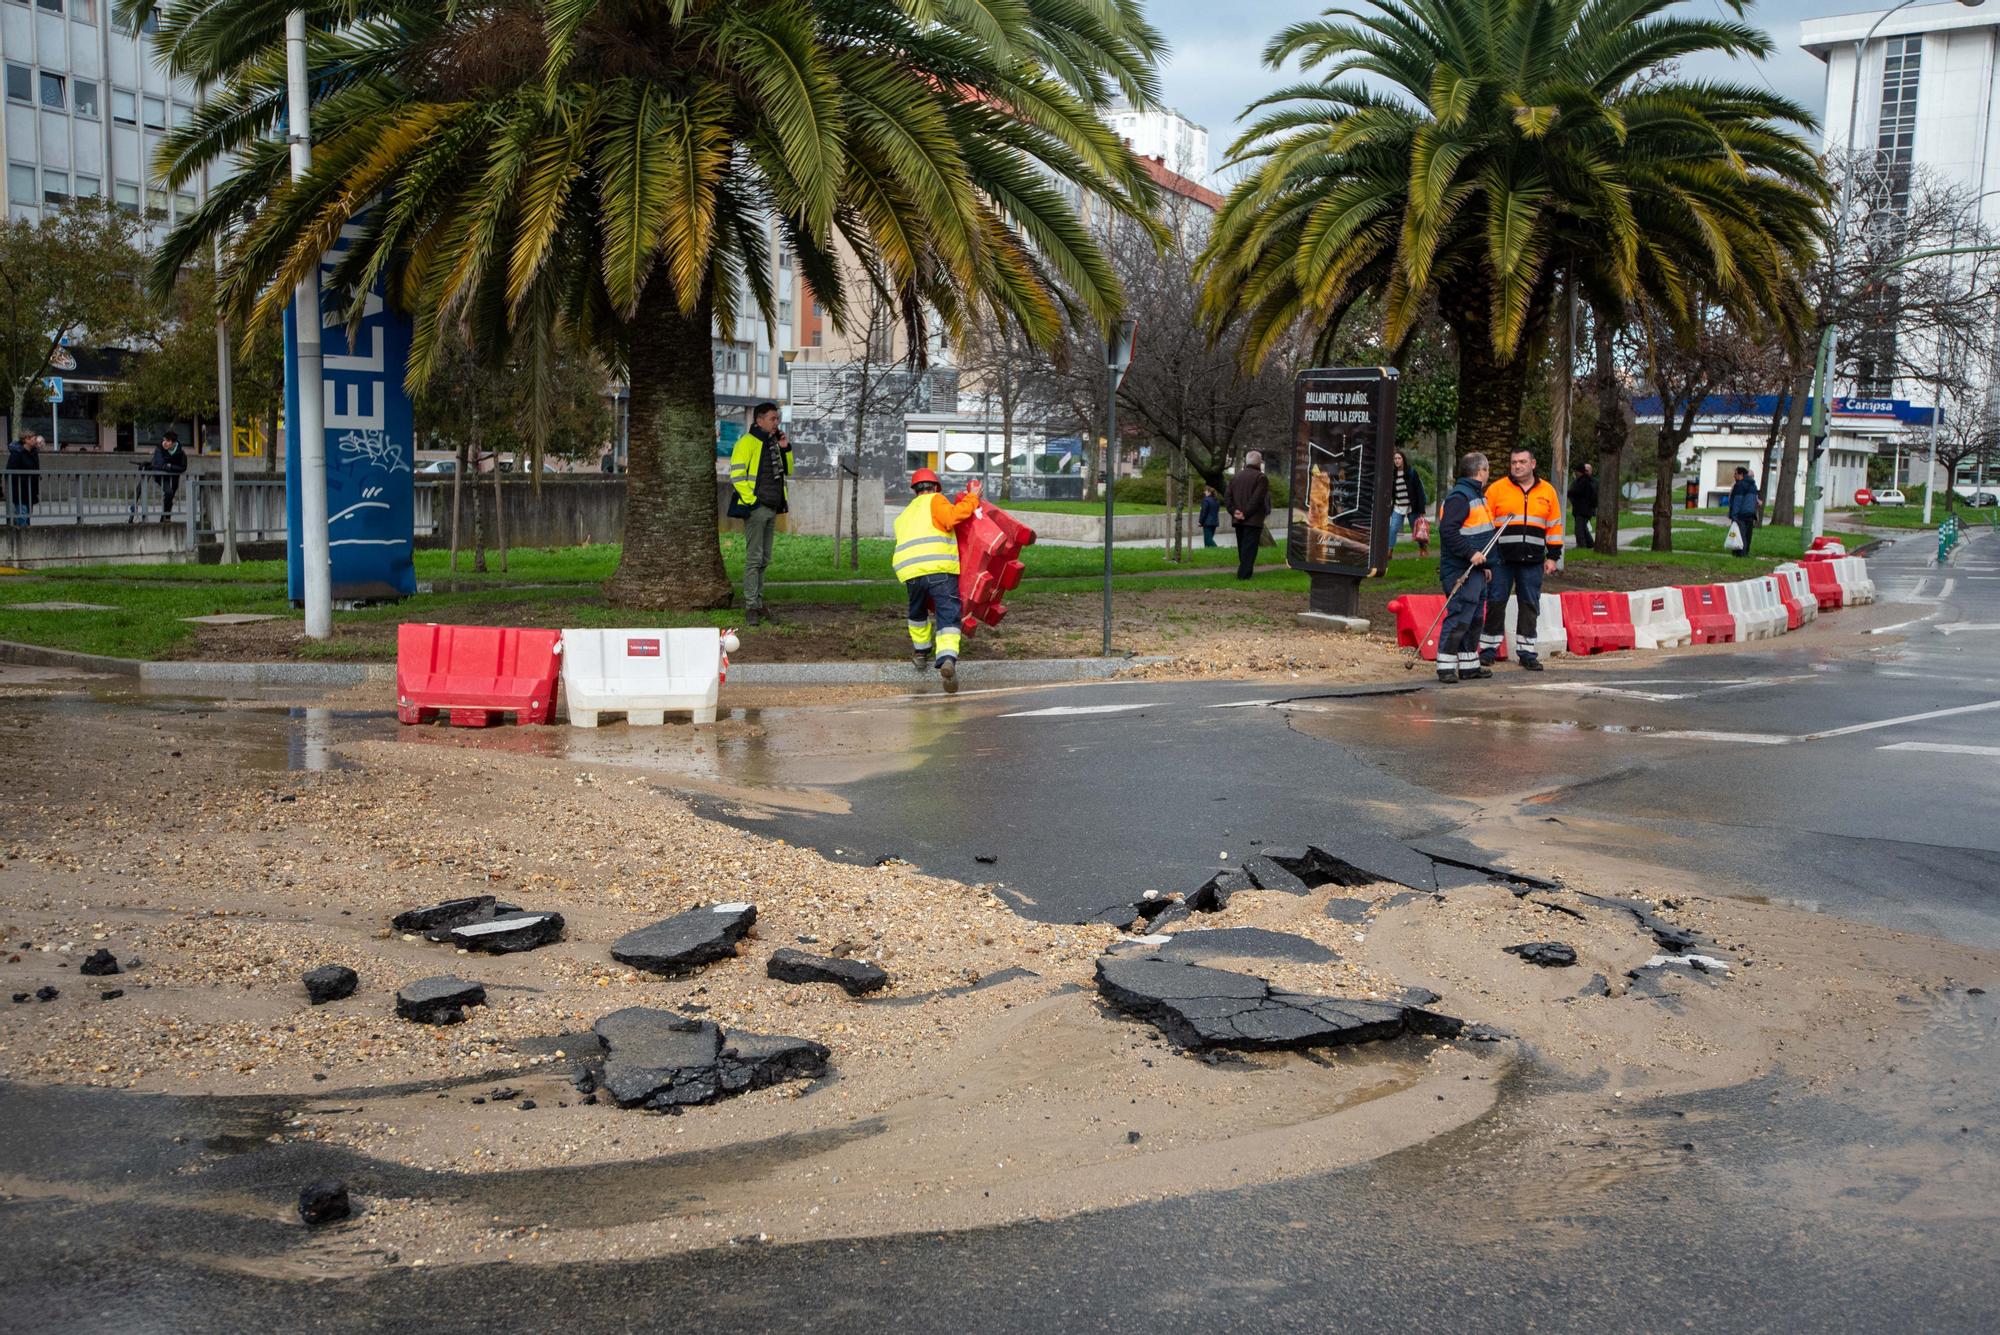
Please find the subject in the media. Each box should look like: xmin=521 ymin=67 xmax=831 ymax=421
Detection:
xmin=283 ymin=223 xmax=417 ymax=602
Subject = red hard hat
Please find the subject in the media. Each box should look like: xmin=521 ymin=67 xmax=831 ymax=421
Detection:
xmin=911 ymin=467 xmax=940 ymax=488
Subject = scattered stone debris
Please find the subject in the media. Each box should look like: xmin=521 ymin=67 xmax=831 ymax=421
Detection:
xmin=34 ymin=986 xmax=57 ymax=1003
xmin=302 ymin=965 xmax=358 ymax=1006
xmin=394 ymin=976 xmax=486 ymax=1025
xmin=1127 ymin=1131 xmax=1142 ymax=1144
xmin=766 ymin=948 xmax=889 ymax=997
xmin=592 ymin=1006 xmax=830 ymax=1110
xmin=1504 ymin=942 xmax=1579 ymax=968
xmin=1094 ymin=955 xmax=1462 ymax=1053
xmin=1578 ymin=892 xmax=1708 ymax=953
xmin=1579 ymin=973 xmax=1612 ymax=998
xmin=611 ymin=903 xmax=757 ymax=977
xmin=298 ymin=1180 xmax=351 ymax=1226
xmin=448 ymin=911 xmax=566 ymax=954
xmin=1631 ymin=953 xmax=1732 ymax=978
xmin=10 ymin=993 xmax=26 ymax=1004
xmin=974 ymin=854 xmax=998 ymax=865
xmin=78 ymin=948 xmax=120 ymax=977
xmin=98 ymin=989 xmax=123 ymax=1001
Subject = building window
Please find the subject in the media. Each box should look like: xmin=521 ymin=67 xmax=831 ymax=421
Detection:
xmin=4 ymin=64 xmax=30 ymax=104
xmin=142 ymin=95 xmax=165 ymax=129
xmin=114 ymin=180 xmax=139 ymax=215
xmin=8 ymin=164 xmax=36 ymax=206
xmin=173 ymin=189 xmax=195 ymax=216
xmin=146 ymin=187 xmax=167 ymax=220
xmin=757 ymin=350 xmax=771 ymax=375
xmin=74 ymin=174 xmax=98 ymax=196
xmin=70 ymin=0 xmax=93 ymax=21
xmin=37 ymin=0 xmax=60 ymax=13
xmin=39 ymin=71 xmax=64 ymax=110
xmin=1876 ymin=34 xmax=1921 ymax=212
xmin=42 ymin=170 xmax=68 ymax=205
xmin=810 ymin=330 xmax=822 ymax=347
xmin=778 ymin=299 xmax=792 ymax=324
xmin=112 ymin=88 xmax=136 ymax=124
xmin=73 ymin=79 xmax=97 ymax=118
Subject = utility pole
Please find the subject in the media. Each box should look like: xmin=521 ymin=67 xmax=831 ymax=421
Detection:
xmin=287 ymin=11 xmax=331 ymax=636
xmin=1101 ymin=319 xmax=1137 ymax=656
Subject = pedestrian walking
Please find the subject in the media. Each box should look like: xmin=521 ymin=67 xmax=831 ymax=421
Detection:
xmin=1388 ymin=449 xmax=1427 ymax=552
xmin=894 ymin=467 xmax=981 ymax=694
xmin=1198 ymin=485 xmax=1221 ymax=547
xmin=1727 ymin=466 xmax=1760 ymax=557
xmin=1480 ymin=447 xmax=1564 ymax=671
xmin=1567 ymin=460 xmax=1598 ymax=550
xmin=149 ymin=431 xmax=188 ymax=523
xmin=6 ymin=432 xmax=42 ymax=526
xmin=1437 ymin=452 xmax=1497 ymax=684
xmin=1226 ymin=451 xmax=1271 ymax=580
xmin=728 ymin=402 xmax=791 ymax=624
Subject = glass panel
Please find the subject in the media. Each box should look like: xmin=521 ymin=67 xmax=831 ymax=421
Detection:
xmin=74 ymin=174 xmax=98 ymax=196
xmin=145 ymin=187 xmax=166 ymax=219
xmin=73 ymin=80 xmax=97 ymax=117
xmin=42 ymin=170 xmax=67 ymax=205
xmin=36 ymin=0 xmax=60 ymax=13
xmin=7 ymin=164 xmax=36 ymax=206
xmin=114 ymin=180 xmax=139 ymax=214
xmin=142 ymin=95 xmax=165 ymax=129
xmin=4 ymin=64 xmax=30 ymax=103
xmin=39 ymin=72 xmax=64 ymax=109
xmin=70 ymin=0 xmax=91 ymax=21
xmin=112 ymin=88 xmax=135 ymax=123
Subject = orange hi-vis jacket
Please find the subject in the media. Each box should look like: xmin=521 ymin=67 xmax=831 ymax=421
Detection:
xmin=1484 ymin=475 xmax=1565 ymax=563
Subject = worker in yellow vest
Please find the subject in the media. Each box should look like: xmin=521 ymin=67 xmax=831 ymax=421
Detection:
xmin=894 ymin=468 xmax=981 ymax=693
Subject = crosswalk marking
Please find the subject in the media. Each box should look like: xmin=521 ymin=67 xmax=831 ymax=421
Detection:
xmin=1878 ymin=742 xmax=2000 ymax=757
xmin=999 ymin=703 xmax=1153 ymax=718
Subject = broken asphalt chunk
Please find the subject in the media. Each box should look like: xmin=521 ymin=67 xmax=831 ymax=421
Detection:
xmin=298 ymin=1180 xmax=351 ymax=1226
xmin=1156 ymin=928 xmax=1337 ymax=966
xmin=1186 ymin=869 xmax=1252 ymax=913
xmin=448 ymin=911 xmax=566 ymax=954
xmin=593 ymin=1006 xmax=829 ymax=1110
xmin=302 ymin=965 xmax=358 ymax=1006
xmin=395 ymin=976 xmax=486 ymax=1026
xmin=611 ymin=902 xmax=757 ymax=977
xmin=1239 ymin=856 xmax=1310 ymax=896
xmin=1094 ymin=955 xmax=1461 ymax=1052
xmin=1504 ymin=941 xmax=1579 ymax=968
xmin=391 ymin=896 xmax=500 ymax=933
xmin=78 ymin=948 xmax=120 ymax=977
xmin=767 ymin=948 xmax=889 ymax=997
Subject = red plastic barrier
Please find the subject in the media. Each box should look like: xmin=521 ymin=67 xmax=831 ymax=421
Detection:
xmin=1557 ymin=590 xmax=1637 ymax=655
xmin=954 ymin=498 xmax=1038 ymax=635
xmin=1808 ymin=535 xmax=1848 ymax=554
xmin=1801 ymin=560 xmax=1845 ymax=609
xmin=1770 ymin=573 xmax=1807 ymax=631
xmin=396 ymin=624 xmax=563 ymax=727
xmin=1387 ymin=594 xmax=1445 ymax=661
xmin=1678 ymin=585 xmax=1736 ymax=644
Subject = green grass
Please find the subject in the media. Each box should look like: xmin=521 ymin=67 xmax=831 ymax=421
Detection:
xmin=0 ymin=578 xmax=293 ymax=658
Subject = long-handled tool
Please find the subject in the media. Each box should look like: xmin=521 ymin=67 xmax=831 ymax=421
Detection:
xmin=1407 ymin=522 xmax=1506 ymax=670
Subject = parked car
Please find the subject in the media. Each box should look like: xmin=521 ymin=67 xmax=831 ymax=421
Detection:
xmin=1971 ymin=491 xmax=1999 ymax=508
xmin=1872 ymin=488 xmax=1906 ymax=506
xmin=417 ymin=459 xmax=457 ymax=475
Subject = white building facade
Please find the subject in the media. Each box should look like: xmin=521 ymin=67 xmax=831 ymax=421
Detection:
xmin=1103 ymin=101 xmax=1209 ymax=182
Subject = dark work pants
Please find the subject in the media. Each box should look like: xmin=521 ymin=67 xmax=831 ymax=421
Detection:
xmin=1734 ymin=516 xmax=1757 ymax=555
xmin=1202 ymin=524 xmax=1217 ymax=547
xmin=1235 ymin=523 xmax=1261 ymax=579
xmin=1481 ymin=560 xmax=1544 ymax=660
xmin=1574 ymin=515 xmax=1593 ymax=548
xmin=1438 ymin=569 xmax=1489 ymax=673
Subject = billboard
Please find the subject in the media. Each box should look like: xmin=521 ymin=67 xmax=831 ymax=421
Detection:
xmin=284 ymin=222 xmax=417 ymax=602
xmin=1289 ymin=368 xmax=1397 ymax=578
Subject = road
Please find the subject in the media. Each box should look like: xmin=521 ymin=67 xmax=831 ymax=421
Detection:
xmin=2 ymin=529 xmax=1996 ymax=1333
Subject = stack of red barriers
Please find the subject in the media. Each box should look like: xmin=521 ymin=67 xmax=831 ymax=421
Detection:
xmin=954 ymin=498 xmax=1037 ymax=635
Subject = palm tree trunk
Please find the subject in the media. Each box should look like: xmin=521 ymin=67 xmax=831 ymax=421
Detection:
xmin=606 ymin=292 xmax=733 ymax=610
xmin=1451 ymin=331 xmax=1532 ymax=470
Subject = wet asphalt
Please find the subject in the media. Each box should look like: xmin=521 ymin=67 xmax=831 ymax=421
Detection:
xmin=4 ymin=529 xmax=1999 ymax=1331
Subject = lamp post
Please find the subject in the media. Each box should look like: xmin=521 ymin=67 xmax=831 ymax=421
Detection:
xmin=1806 ymin=0 xmax=1986 ymax=538
xmin=286 ymin=11 xmax=331 ymax=636
xmin=1101 ymin=319 xmax=1136 ymax=656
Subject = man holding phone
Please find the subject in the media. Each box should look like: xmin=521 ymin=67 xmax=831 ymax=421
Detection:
xmin=730 ymin=402 xmax=791 ymax=624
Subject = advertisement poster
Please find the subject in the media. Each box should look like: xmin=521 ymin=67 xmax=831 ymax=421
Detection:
xmin=283 ymin=222 xmax=417 ymax=602
xmin=1288 ymin=367 xmax=1397 ymax=577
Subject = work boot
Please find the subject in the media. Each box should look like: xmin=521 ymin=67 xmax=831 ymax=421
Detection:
xmin=1436 ymin=670 xmax=1461 ymax=685
xmin=757 ymin=604 xmax=781 ymax=625
xmin=912 ymin=648 xmax=933 ymax=673
xmin=745 ymin=606 xmax=762 ymax=627
xmin=1478 ymin=651 xmax=1497 ymax=668
xmin=938 ymin=656 xmax=959 ymax=694
xmin=1519 ymin=655 xmax=1544 ymax=672
xmin=1466 ymin=664 xmax=1493 ymax=679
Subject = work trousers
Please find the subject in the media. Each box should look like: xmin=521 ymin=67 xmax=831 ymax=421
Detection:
xmin=1481 ymin=560 xmax=1545 ymax=661
xmin=1234 ymin=523 xmax=1261 ymax=579
xmin=742 ymin=505 xmax=779 ymax=608
xmin=904 ymin=571 xmax=964 ymax=659
xmin=1201 ymin=524 xmax=1217 ymax=547
xmin=1732 ymin=516 xmax=1757 ymax=556
xmin=1438 ymin=568 xmax=1490 ymax=676
xmin=1573 ymin=515 xmax=1593 ymax=548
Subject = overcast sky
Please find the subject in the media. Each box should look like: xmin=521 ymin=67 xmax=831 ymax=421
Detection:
xmin=1147 ymin=0 xmax=1836 ymax=171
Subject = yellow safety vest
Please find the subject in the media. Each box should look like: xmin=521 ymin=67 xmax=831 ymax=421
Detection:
xmin=893 ymin=497 xmax=960 ymax=580
xmin=728 ymin=431 xmax=788 ymax=506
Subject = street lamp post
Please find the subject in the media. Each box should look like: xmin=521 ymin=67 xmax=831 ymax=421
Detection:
xmin=1806 ymin=0 xmax=1986 ymax=538
xmin=1101 ymin=319 xmax=1136 ymax=657
xmin=286 ymin=10 xmax=331 ymax=637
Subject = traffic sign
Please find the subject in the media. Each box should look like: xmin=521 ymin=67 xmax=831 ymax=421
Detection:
xmin=42 ymin=376 xmax=62 ymax=404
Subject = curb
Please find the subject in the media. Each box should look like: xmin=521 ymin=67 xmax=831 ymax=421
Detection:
xmin=1 ymin=638 xmax=1164 ymax=688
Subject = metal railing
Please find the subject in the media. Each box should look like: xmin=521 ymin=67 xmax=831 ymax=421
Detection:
xmin=4 ymin=469 xmax=442 ymax=550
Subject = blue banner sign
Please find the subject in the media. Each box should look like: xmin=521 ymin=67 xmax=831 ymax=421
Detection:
xmin=284 ymin=223 xmax=417 ymax=602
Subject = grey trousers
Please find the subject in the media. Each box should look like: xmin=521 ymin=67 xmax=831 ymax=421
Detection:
xmin=743 ymin=505 xmax=779 ymax=608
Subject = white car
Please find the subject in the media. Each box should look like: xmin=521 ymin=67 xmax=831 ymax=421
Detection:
xmin=1872 ymin=488 xmax=1906 ymax=506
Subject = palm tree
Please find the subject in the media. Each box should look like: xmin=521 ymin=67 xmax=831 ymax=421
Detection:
xmin=129 ymin=0 xmax=1163 ymax=609
xmin=1199 ymin=0 xmax=1825 ymax=464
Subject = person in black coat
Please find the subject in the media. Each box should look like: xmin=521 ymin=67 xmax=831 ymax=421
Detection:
xmin=1389 ymin=449 xmax=1428 ymax=552
xmin=1567 ymin=461 xmax=1598 ymax=549
xmin=149 ymin=431 xmax=188 ymax=522
xmin=6 ymin=432 xmax=42 ymax=525
xmin=1225 ymin=452 xmax=1272 ymax=580
xmin=1198 ymin=485 xmax=1221 ymax=547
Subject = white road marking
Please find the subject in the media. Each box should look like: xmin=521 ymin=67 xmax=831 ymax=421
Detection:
xmin=1878 ymin=742 xmax=2000 ymax=757
xmin=1649 ymin=730 xmax=1792 ymax=745
xmin=1802 ymin=698 xmax=2000 ymax=740
xmin=1000 ymin=703 xmax=1153 ymax=718
xmin=1935 ymin=623 xmax=2000 ymax=635
xmin=1205 ymin=699 xmax=1278 ymax=709
xmin=1869 ymin=617 xmax=1934 ymax=635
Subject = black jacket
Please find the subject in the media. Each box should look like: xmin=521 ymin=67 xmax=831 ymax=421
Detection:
xmin=1226 ymin=465 xmax=1270 ymax=527
xmin=1199 ymin=493 xmax=1221 ymax=527
xmin=5 ymin=441 xmax=39 ymax=507
xmin=150 ymin=443 xmax=189 ymax=479
xmin=1395 ymin=464 xmax=1428 ymax=516
xmin=1567 ymin=471 xmax=1598 ymax=518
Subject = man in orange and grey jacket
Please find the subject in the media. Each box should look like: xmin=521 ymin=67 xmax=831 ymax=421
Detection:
xmin=1479 ymin=446 xmax=1564 ymax=671
xmin=893 ymin=468 xmax=981 ymax=694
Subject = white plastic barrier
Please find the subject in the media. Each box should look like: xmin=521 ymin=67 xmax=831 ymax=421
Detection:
xmin=560 ymin=628 xmax=737 ymax=726
xmin=1501 ymin=591 xmax=1569 ymax=657
xmin=1774 ymin=564 xmax=1819 ymax=622
xmin=1723 ymin=579 xmax=1785 ymax=640
xmin=1627 ymin=587 xmax=1693 ymax=649
xmin=1834 ymin=556 xmax=1876 ymax=605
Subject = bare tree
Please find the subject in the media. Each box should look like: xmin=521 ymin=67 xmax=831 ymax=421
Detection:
xmin=1914 ymin=379 xmax=2000 ymax=512
xmin=1638 ymin=300 xmax=1765 ymax=552
xmin=954 ymin=316 xmax=1061 ymax=500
